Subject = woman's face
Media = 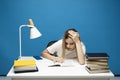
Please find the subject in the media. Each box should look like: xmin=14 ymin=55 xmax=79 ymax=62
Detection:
xmin=65 ymin=37 xmax=76 ymax=51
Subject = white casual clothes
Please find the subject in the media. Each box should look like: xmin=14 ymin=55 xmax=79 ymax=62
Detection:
xmin=47 ymin=39 xmax=86 ymax=59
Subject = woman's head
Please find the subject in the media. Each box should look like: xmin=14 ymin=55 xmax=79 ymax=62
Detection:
xmin=62 ymin=28 xmax=79 ymax=58
xmin=64 ymin=28 xmax=78 ymax=50
xmin=64 ymin=28 xmax=78 ymax=39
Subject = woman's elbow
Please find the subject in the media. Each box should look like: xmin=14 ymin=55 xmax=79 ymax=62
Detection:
xmin=79 ymin=59 xmax=85 ymax=65
xmin=41 ymin=50 xmax=48 ymax=57
xmin=80 ymin=61 xmax=85 ymax=65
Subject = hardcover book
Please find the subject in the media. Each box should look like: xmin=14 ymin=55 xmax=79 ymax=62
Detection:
xmin=86 ymin=65 xmax=109 ymax=70
xmin=14 ymin=66 xmax=38 ymax=73
xmin=86 ymin=60 xmax=108 ymax=65
xmin=85 ymin=66 xmax=109 ymax=73
xmin=86 ymin=64 xmax=109 ymax=69
xmin=14 ymin=59 xmax=36 ymax=67
xmin=86 ymin=53 xmax=109 ymax=60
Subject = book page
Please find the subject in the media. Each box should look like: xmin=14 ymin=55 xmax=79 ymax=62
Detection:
xmin=48 ymin=59 xmax=74 ymax=67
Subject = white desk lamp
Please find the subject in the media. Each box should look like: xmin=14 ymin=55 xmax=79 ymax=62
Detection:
xmin=19 ymin=19 xmax=42 ymax=59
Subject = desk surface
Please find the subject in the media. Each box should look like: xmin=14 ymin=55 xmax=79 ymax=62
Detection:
xmin=7 ymin=56 xmax=114 ymax=78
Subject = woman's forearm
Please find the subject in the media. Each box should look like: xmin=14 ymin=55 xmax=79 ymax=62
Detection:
xmin=41 ymin=50 xmax=64 ymax=63
xmin=75 ymin=41 xmax=85 ymax=65
xmin=42 ymin=50 xmax=55 ymax=61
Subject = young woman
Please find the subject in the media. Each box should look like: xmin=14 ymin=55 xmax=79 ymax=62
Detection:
xmin=41 ymin=28 xmax=86 ymax=65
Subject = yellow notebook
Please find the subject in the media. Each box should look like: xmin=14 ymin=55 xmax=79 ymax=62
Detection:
xmin=14 ymin=59 xmax=36 ymax=67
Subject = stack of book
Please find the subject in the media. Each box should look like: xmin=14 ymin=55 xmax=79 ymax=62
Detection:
xmin=13 ymin=59 xmax=38 ymax=73
xmin=85 ymin=53 xmax=110 ymax=73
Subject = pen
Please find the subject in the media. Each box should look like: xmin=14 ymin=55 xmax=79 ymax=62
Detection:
xmin=48 ymin=64 xmax=61 ymax=67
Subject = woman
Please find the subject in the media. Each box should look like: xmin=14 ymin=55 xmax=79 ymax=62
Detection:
xmin=41 ymin=28 xmax=86 ymax=65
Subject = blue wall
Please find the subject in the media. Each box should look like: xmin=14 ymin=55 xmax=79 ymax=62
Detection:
xmin=0 ymin=0 xmax=120 ymax=75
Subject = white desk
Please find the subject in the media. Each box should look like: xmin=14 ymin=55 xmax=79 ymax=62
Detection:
xmin=7 ymin=57 xmax=114 ymax=80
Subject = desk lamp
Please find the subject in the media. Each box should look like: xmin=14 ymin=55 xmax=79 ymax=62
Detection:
xmin=19 ymin=19 xmax=42 ymax=59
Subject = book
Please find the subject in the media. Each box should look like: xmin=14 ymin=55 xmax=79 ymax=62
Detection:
xmin=85 ymin=66 xmax=109 ymax=73
xmin=86 ymin=53 xmax=109 ymax=60
xmin=13 ymin=59 xmax=38 ymax=73
xmin=86 ymin=65 xmax=109 ymax=70
xmin=87 ymin=64 xmax=109 ymax=69
xmin=14 ymin=65 xmax=37 ymax=70
xmin=33 ymin=56 xmax=42 ymax=60
xmin=86 ymin=59 xmax=108 ymax=62
xmin=14 ymin=59 xmax=36 ymax=67
xmin=14 ymin=66 xmax=38 ymax=73
xmin=48 ymin=60 xmax=74 ymax=67
xmin=86 ymin=60 xmax=108 ymax=65
xmin=48 ymin=62 xmax=74 ymax=67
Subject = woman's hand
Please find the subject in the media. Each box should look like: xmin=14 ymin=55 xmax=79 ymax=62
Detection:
xmin=68 ymin=30 xmax=80 ymax=42
xmin=52 ymin=57 xmax=64 ymax=63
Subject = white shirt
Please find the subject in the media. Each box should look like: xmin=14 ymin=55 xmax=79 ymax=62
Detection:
xmin=47 ymin=39 xmax=86 ymax=59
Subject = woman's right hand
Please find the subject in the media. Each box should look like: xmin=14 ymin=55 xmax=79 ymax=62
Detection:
xmin=52 ymin=57 xmax=64 ymax=63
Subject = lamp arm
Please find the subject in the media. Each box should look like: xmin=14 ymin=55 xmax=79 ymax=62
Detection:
xmin=19 ymin=25 xmax=31 ymax=58
xmin=18 ymin=24 xmax=41 ymax=59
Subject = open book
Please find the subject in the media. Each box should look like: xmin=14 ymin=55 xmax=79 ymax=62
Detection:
xmin=48 ymin=59 xmax=74 ymax=67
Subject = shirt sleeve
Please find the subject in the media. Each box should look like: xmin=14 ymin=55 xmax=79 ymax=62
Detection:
xmin=47 ymin=39 xmax=62 ymax=54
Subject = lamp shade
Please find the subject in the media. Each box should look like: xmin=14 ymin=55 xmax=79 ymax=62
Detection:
xmin=30 ymin=27 xmax=42 ymax=39
xmin=29 ymin=19 xmax=42 ymax=39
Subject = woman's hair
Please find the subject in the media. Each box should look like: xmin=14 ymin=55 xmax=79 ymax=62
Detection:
xmin=61 ymin=28 xmax=78 ymax=58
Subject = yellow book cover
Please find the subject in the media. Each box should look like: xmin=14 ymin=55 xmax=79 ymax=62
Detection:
xmin=14 ymin=59 xmax=36 ymax=67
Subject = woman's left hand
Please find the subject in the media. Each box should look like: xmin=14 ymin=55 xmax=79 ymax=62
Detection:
xmin=68 ymin=30 xmax=80 ymax=42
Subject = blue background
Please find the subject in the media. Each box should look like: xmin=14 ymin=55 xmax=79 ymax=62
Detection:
xmin=0 ymin=0 xmax=120 ymax=75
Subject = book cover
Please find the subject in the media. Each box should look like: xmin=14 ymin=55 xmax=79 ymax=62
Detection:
xmin=14 ymin=59 xmax=36 ymax=67
xmin=87 ymin=64 xmax=109 ymax=69
xmin=86 ymin=53 xmax=109 ymax=60
xmin=14 ymin=66 xmax=38 ymax=73
xmin=86 ymin=60 xmax=108 ymax=65
xmin=14 ymin=65 xmax=37 ymax=70
xmin=86 ymin=59 xmax=108 ymax=62
xmin=33 ymin=56 xmax=42 ymax=60
xmin=85 ymin=66 xmax=110 ymax=73
xmin=86 ymin=65 xmax=109 ymax=70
